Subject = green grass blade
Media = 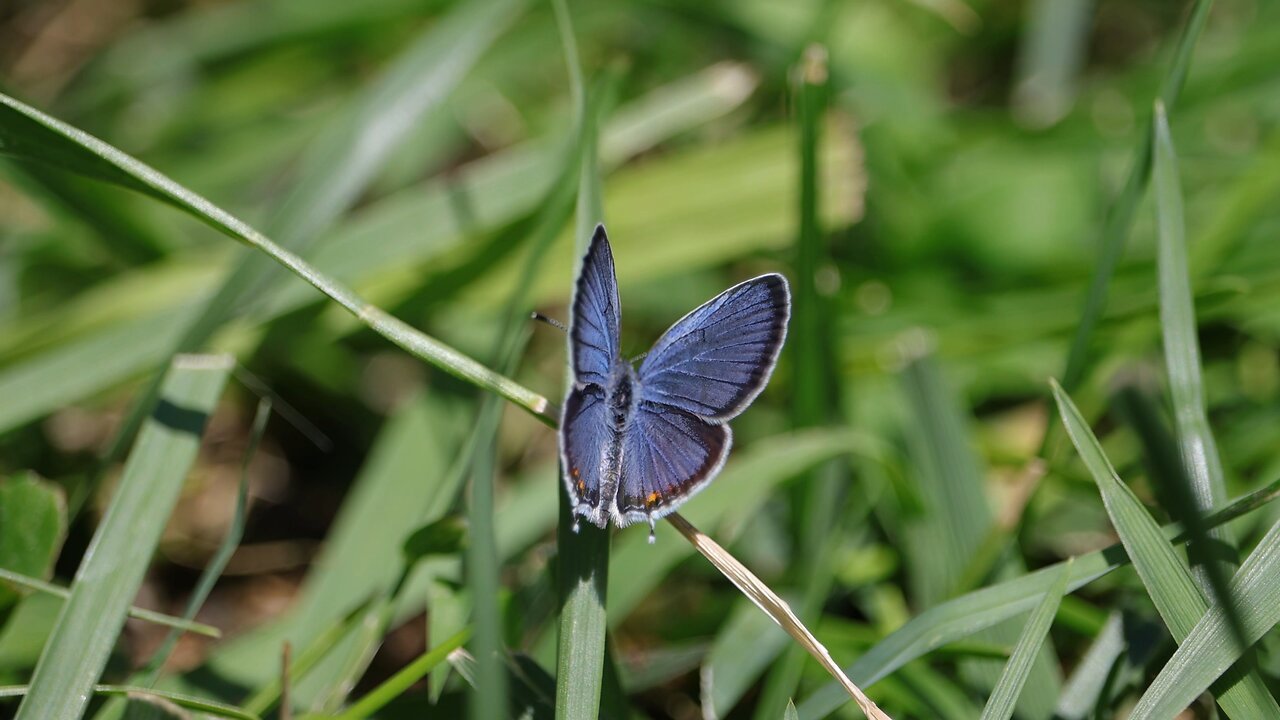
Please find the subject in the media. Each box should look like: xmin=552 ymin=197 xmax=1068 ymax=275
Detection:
xmin=0 ymin=684 xmax=260 ymax=719
xmin=1051 ymin=379 xmax=1279 ymax=718
xmin=0 ymin=0 xmax=547 ymax=441
xmin=755 ymin=43 xmax=845 ymax=720
xmin=464 ymin=106 xmax=582 ymax=720
xmin=0 ymin=88 xmax=553 ymax=427
xmin=795 ymin=477 xmax=1280 ymax=719
xmin=979 ymin=560 xmax=1071 ymax=720
xmin=93 ymin=398 xmax=272 ymax=720
xmin=1053 ymin=612 xmax=1125 ymax=719
xmin=1128 ymin=519 xmax=1280 ymax=720
xmin=1152 ymin=100 xmax=1239 ymax=584
xmin=330 ymin=628 xmax=471 ymax=720
xmin=14 ymin=354 xmax=231 ymax=720
xmin=1058 ymin=0 xmax=1213 ymax=393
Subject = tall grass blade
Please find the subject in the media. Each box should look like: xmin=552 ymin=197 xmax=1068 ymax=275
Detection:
xmin=14 ymin=354 xmax=232 ymax=720
xmin=94 ymin=398 xmax=272 ymax=720
xmin=465 ymin=79 xmax=585 ymax=720
xmin=796 ymin=476 xmax=1280 ymax=719
xmin=1057 ymin=0 xmax=1212 ymax=393
xmin=1051 ymin=379 xmax=1279 ymax=717
xmin=755 ymin=43 xmax=844 ymax=720
xmin=978 ymin=560 xmax=1070 ymax=720
xmin=1152 ymin=100 xmax=1240 ymax=590
xmin=1128 ymin=519 xmax=1280 ymax=720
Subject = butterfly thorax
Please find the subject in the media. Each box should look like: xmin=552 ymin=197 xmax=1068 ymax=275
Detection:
xmin=605 ymin=361 xmax=639 ymax=431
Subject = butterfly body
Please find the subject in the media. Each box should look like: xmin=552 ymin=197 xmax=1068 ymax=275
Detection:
xmin=560 ymin=225 xmax=789 ymax=537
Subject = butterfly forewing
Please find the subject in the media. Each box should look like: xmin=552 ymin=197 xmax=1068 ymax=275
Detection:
xmin=614 ymin=401 xmax=731 ymax=525
xmin=637 ymin=274 xmax=790 ymax=420
xmin=568 ymin=226 xmax=621 ymax=387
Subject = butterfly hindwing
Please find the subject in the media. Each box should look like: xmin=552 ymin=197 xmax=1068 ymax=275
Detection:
xmin=614 ymin=400 xmax=731 ymax=526
xmin=637 ymin=274 xmax=790 ymax=420
xmin=559 ymin=384 xmax=620 ymax=528
xmin=568 ymin=225 xmax=621 ymax=387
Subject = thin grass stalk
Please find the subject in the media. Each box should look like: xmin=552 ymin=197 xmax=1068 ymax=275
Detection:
xmin=666 ymin=513 xmax=891 ymax=719
xmin=0 ymin=92 xmax=556 ymax=430
xmin=0 ymin=685 xmax=260 ymax=720
xmin=0 ymin=568 xmax=219 ymax=637
xmin=1057 ymin=0 xmax=1213 ymax=394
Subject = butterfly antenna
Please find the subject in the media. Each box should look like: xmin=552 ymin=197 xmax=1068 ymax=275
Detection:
xmin=531 ymin=311 xmax=567 ymax=333
xmin=630 ymin=351 xmax=648 ymax=365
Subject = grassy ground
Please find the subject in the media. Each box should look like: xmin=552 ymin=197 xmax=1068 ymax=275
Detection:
xmin=3 ymin=0 xmax=1280 ymax=718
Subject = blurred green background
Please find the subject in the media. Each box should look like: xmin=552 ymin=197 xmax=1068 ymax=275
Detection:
xmin=2 ymin=0 xmax=1280 ymax=718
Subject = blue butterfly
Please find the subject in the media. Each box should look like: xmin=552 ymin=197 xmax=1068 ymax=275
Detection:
xmin=560 ymin=224 xmax=790 ymax=540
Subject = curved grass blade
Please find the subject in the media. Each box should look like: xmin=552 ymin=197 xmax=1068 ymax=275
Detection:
xmin=1128 ymin=519 xmax=1280 ymax=720
xmin=0 ymin=0 xmax=547 ymax=439
xmin=1057 ymin=0 xmax=1213 ymax=393
xmin=0 ymin=684 xmax=259 ymax=719
xmin=0 ymin=87 xmax=553 ymax=427
xmin=1152 ymin=100 xmax=1240 ymax=599
xmin=1051 ymin=379 xmax=1278 ymax=718
xmin=979 ymin=560 xmax=1071 ymax=720
xmin=14 ymin=354 xmax=232 ymax=720
xmin=796 ymin=477 xmax=1280 ymax=719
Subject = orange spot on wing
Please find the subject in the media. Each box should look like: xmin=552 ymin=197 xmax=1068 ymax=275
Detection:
xmin=646 ymin=491 xmax=660 ymax=506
